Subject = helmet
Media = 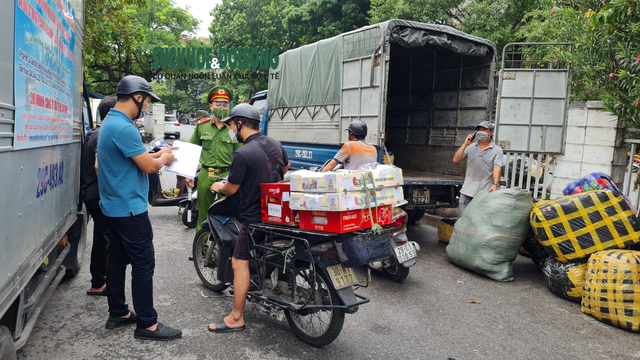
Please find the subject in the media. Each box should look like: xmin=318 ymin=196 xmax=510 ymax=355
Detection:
xmin=116 ymin=75 xmax=161 ymax=102
xmin=222 ymin=103 xmax=260 ymax=123
xmin=207 ymin=86 xmax=233 ymax=104
xmin=149 ymin=139 xmax=169 ymax=152
xmin=347 ymin=120 xmax=367 ymax=138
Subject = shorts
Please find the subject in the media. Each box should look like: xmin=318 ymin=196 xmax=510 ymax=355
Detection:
xmin=232 ymin=222 xmax=264 ymax=261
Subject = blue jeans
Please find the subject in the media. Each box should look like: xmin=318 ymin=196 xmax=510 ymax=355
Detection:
xmin=106 ymin=212 xmax=157 ymax=328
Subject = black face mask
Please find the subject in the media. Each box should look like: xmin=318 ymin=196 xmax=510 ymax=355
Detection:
xmin=131 ymin=94 xmax=148 ymax=120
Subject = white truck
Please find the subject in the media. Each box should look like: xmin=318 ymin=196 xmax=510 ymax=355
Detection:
xmin=262 ymin=20 xmax=497 ymax=222
xmin=0 ymin=0 xmax=88 ymax=357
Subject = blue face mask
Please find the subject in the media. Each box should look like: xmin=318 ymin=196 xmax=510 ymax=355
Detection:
xmin=475 ymin=131 xmax=490 ymax=142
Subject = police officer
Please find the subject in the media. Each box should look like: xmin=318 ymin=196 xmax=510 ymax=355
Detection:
xmin=186 ymin=86 xmax=242 ymax=232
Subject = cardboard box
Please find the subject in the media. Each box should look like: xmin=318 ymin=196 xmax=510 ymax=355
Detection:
xmin=261 ymin=183 xmax=298 ymax=226
xmin=289 ymin=165 xmax=403 ymax=193
xmin=298 ymin=205 xmax=393 ymax=234
xmin=289 ymin=186 xmax=404 ymax=211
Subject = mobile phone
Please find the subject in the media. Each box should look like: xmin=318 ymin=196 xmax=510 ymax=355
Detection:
xmin=471 ymin=130 xmax=478 ymax=141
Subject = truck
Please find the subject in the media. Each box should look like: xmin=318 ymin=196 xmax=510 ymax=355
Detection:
xmin=0 ymin=0 xmax=88 ymax=357
xmin=258 ymin=20 xmax=497 ymax=222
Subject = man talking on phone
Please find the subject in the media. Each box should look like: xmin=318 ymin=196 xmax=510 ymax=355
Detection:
xmin=452 ymin=121 xmax=504 ymax=215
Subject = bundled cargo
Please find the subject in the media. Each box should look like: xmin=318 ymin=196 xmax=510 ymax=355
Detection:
xmin=298 ymin=205 xmax=392 ymax=234
xmin=261 ymin=183 xmax=298 ymax=226
xmin=530 ymin=190 xmax=640 ymax=263
xmin=542 ymin=258 xmax=587 ymax=303
xmin=289 ymin=165 xmax=403 ymax=193
xmin=446 ymin=189 xmax=533 ymax=282
xmin=289 ymin=186 xmax=404 ymax=211
xmin=437 ymin=218 xmax=456 ymax=244
xmin=520 ymin=229 xmax=550 ymax=271
xmin=562 ymin=172 xmax=634 ymax=212
xmin=582 ymin=250 xmax=640 ymax=332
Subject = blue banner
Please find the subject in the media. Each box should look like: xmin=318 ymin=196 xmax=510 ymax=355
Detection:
xmin=14 ymin=0 xmax=76 ymax=149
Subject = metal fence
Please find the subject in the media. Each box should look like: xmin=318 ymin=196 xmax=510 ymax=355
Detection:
xmin=623 ymin=139 xmax=640 ymax=210
xmin=502 ymin=151 xmax=555 ymax=199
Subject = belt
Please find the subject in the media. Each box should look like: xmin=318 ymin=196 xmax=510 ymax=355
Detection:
xmin=204 ymin=166 xmax=230 ymax=173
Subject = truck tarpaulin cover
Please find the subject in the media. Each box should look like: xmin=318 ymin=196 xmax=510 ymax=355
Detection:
xmin=268 ymin=19 xmax=496 ymax=109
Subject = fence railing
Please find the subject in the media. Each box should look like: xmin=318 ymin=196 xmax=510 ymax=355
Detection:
xmin=623 ymin=139 xmax=640 ymax=210
xmin=502 ymin=151 xmax=555 ymax=199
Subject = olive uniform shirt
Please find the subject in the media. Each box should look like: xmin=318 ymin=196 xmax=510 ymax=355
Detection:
xmin=189 ymin=118 xmax=241 ymax=168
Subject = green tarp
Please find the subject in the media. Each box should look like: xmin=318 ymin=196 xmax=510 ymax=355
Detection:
xmin=268 ymin=19 xmax=496 ymax=109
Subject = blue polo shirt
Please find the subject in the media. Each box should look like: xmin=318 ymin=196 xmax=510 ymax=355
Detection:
xmin=97 ymin=109 xmax=148 ymax=217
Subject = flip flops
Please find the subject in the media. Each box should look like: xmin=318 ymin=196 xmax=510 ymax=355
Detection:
xmin=207 ymin=320 xmax=246 ymax=333
xmin=86 ymin=288 xmax=107 ymax=296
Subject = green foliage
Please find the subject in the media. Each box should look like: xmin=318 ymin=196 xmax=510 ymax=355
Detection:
xmin=85 ymin=0 xmax=198 ymax=95
xmin=368 ymin=0 xmax=466 ymax=25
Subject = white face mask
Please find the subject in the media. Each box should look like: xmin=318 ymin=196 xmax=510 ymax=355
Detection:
xmin=475 ymin=131 xmax=490 ymax=142
xmin=228 ymin=127 xmax=238 ymax=143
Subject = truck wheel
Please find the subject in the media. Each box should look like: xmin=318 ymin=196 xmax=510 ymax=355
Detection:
xmin=0 ymin=326 xmax=16 ymax=360
xmin=63 ymin=212 xmax=87 ymax=279
xmin=407 ymin=209 xmax=425 ymax=224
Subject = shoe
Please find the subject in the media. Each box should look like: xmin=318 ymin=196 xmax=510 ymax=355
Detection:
xmin=87 ymin=288 xmax=107 ymax=296
xmin=208 ymin=320 xmax=246 ymax=333
xmin=134 ymin=322 xmax=182 ymax=341
xmin=105 ymin=312 xmax=137 ymax=329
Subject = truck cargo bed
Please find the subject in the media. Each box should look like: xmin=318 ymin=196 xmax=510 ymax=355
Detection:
xmin=402 ymin=170 xmax=464 ymax=186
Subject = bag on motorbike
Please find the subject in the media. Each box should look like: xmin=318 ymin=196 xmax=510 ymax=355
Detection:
xmin=334 ymin=229 xmax=393 ymax=268
xmin=541 ymin=257 xmax=587 ymax=303
xmin=529 ymin=190 xmax=640 ymax=263
xmin=446 ymin=188 xmax=533 ymax=282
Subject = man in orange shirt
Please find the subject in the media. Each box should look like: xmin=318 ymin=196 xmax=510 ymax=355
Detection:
xmin=321 ymin=120 xmax=378 ymax=171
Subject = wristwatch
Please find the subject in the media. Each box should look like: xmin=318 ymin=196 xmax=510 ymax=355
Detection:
xmin=493 ymin=182 xmax=500 ymax=187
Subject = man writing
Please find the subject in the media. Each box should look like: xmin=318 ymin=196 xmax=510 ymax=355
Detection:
xmin=186 ymin=86 xmax=241 ymax=232
xmin=452 ymin=121 xmax=504 ymax=215
xmin=97 ymin=75 xmax=181 ymax=341
xmin=207 ymin=104 xmax=290 ymax=333
xmin=321 ymin=120 xmax=377 ymax=171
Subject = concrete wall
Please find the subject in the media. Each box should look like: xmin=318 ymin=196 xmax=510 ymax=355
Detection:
xmin=550 ymin=101 xmax=627 ymax=199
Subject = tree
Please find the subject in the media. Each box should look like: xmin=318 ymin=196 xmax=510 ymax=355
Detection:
xmin=84 ymin=0 xmax=198 ymax=95
xmin=368 ymin=0 xmax=466 ymax=25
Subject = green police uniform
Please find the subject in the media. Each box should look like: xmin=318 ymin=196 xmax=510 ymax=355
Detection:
xmin=190 ymin=118 xmax=241 ymax=231
xmin=190 ymin=86 xmax=240 ymax=231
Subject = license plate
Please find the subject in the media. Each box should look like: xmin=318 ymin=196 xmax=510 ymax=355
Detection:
xmin=394 ymin=243 xmax=417 ymax=263
xmin=327 ymin=264 xmax=358 ymax=290
xmin=412 ymin=188 xmax=430 ymax=205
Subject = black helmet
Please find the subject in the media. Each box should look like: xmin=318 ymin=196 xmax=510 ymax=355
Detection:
xmin=347 ymin=120 xmax=367 ymax=138
xmin=222 ymin=103 xmax=260 ymax=123
xmin=116 ymin=75 xmax=161 ymax=102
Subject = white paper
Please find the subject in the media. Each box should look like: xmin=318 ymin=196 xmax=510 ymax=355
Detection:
xmin=164 ymin=140 xmax=202 ymax=179
xmin=282 ymin=192 xmax=290 ymax=202
xmin=268 ymin=203 xmax=282 ymax=218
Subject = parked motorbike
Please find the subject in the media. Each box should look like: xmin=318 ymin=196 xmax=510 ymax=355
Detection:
xmin=192 ymin=188 xmax=370 ymax=347
xmin=369 ymin=205 xmax=420 ymax=282
xmin=148 ymin=139 xmax=197 ymax=226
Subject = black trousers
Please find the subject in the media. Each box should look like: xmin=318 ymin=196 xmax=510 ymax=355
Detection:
xmin=84 ymin=199 xmax=109 ymax=289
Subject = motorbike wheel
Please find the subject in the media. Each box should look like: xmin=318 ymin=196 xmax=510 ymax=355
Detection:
xmin=181 ymin=201 xmax=198 ymax=228
xmin=284 ymin=267 xmax=345 ymax=347
xmin=382 ymin=257 xmax=410 ymax=283
xmin=192 ymin=228 xmax=228 ymax=292
xmin=406 ymin=209 xmax=425 ymax=224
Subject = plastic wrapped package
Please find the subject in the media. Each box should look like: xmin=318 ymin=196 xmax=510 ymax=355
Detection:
xmin=520 ymin=229 xmax=551 ymax=271
xmin=562 ymin=172 xmax=634 ymax=212
xmin=542 ymin=258 xmax=587 ymax=303
xmin=582 ymin=250 xmax=640 ymax=332
xmin=530 ymin=190 xmax=640 ymax=263
xmin=446 ymin=189 xmax=533 ymax=282
xmin=289 ymin=165 xmax=403 ymax=193
xmin=437 ymin=218 xmax=456 ymax=244
xmin=289 ymin=186 xmax=404 ymax=211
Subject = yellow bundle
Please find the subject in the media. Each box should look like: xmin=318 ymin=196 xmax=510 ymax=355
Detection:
xmin=530 ymin=190 xmax=640 ymax=263
xmin=582 ymin=250 xmax=640 ymax=332
xmin=542 ymin=258 xmax=587 ymax=303
xmin=437 ymin=218 xmax=456 ymax=244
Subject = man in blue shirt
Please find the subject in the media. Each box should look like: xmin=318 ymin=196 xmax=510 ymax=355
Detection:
xmin=97 ymin=75 xmax=181 ymax=341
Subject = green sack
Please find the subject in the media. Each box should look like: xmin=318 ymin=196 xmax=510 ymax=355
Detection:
xmin=446 ymin=189 xmax=533 ymax=282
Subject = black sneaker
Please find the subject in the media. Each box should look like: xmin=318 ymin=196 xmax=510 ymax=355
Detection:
xmin=105 ymin=312 xmax=137 ymax=329
xmin=134 ymin=322 xmax=182 ymax=341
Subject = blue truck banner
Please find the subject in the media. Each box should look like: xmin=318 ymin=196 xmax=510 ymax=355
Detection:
xmin=14 ymin=0 xmax=76 ymax=149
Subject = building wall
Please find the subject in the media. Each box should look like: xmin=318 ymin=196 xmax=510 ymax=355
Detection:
xmin=550 ymin=101 xmax=627 ymax=199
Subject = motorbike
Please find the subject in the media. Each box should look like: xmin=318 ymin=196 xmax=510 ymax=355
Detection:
xmin=192 ymin=189 xmax=372 ymax=347
xmin=369 ymin=205 xmax=420 ymax=282
xmin=147 ymin=139 xmax=198 ymax=227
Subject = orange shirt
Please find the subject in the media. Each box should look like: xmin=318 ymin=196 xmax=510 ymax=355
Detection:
xmin=334 ymin=140 xmax=378 ymax=170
